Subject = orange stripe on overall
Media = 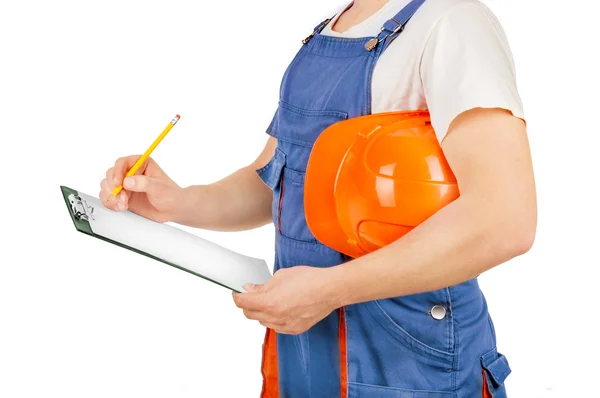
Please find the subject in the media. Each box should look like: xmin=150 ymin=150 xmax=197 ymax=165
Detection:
xmin=260 ymin=309 xmax=348 ymax=398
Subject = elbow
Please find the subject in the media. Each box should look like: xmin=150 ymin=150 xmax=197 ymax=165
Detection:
xmin=499 ymin=209 xmax=537 ymax=258
xmin=511 ymin=222 xmax=536 ymax=256
xmin=472 ymin=194 xmax=537 ymax=260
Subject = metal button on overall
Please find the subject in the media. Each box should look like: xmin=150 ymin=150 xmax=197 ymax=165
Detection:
xmin=430 ymin=305 xmax=447 ymax=320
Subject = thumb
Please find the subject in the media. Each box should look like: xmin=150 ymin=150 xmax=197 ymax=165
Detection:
xmin=123 ymin=175 xmax=155 ymax=193
xmin=243 ymin=283 xmax=265 ymax=293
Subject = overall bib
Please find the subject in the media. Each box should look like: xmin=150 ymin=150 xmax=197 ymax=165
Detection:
xmin=256 ymin=1 xmax=511 ymax=397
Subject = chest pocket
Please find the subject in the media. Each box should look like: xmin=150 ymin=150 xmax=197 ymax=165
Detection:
xmin=267 ymin=100 xmax=348 ymax=147
xmin=258 ymin=101 xmax=348 ymax=244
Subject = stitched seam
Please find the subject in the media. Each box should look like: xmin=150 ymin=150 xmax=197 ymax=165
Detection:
xmin=281 ymin=165 xmax=305 ymax=185
xmin=306 ymin=335 xmax=312 ymax=396
xmin=255 ymin=163 xmax=274 ymax=188
xmin=292 ymin=335 xmax=308 ymax=379
xmin=266 ymin=135 xmax=317 ymax=148
xmin=276 ymin=228 xmax=319 ymax=246
xmin=255 ymin=161 xmax=273 ymax=175
xmin=481 ymin=347 xmax=498 ymax=367
xmin=303 ymin=51 xmax=371 ymax=60
xmin=371 ymin=301 xmax=455 ymax=363
xmin=276 ymin=234 xmax=334 ymax=252
xmin=365 ymin=48 xmax=377 ymax=114
xmin=487 ymin=315 xmax=497 ymax=343
xmin=450 ymin=285 xmax=460 ymax=393
xmin=342 ymin=307 xmax=349 ymax=397
xmin=312 ymin=34 xmax=374 ymax=43
xmin=279 ymin=100 xmax=348 ymax=119
xmin=347 ymin=382 xmax=454 ymax=395
xmin=444 ymin=286 xmax=456 ymax=393
xmin=283 ymin=175 xmax=304 ymax=186
xmin=497 ymin=367 xmax=510 ymax=385
xmin=445 ymin=289 xmax=451 ymax=356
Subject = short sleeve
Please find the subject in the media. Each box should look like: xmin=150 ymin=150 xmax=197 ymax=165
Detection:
xmin=420 ymin=3 xmax=525 ymax=141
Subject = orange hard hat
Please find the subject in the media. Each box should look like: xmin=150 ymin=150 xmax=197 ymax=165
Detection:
xmin=304 ymin=111 xmax=459 ymax=258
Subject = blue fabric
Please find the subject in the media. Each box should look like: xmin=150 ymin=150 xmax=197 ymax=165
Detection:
xmin=256 ymin=0 xmax=511 ymax=396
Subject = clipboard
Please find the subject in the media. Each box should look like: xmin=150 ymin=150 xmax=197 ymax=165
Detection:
xmin=60 ymin=186 xmax=272 ymax=293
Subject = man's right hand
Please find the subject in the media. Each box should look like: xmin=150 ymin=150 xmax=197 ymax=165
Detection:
xmin=100 ymin=155 xmax=183 ymax=223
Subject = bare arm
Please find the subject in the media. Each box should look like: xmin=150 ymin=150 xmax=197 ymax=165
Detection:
xmin=329 ymin=108 xmax=537 ymax=304
xmin=172 ymin=137 xmax=278 ymax=231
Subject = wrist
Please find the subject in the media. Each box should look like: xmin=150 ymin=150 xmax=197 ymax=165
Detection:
xmin=324 ymin=254 xmax=385 ymax=307
xmin=322 ymin=264 xmax=355 ymax=309
xmin=169 ymin=185 xmax=200 ymax=224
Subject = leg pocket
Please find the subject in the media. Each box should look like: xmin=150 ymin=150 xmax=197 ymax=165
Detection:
xmin=480 ymin=347 xmax=511 ymax=398
xmin=348 ymin=382 xmax=456 ymax=398
xmin=367 ymin=298 xmax=455 ymax=363
xmin=345 ymin=301 xmax=454 ymax=392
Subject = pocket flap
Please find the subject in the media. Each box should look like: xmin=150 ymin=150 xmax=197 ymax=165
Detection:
xmin=267 ymin=100 xmax=348 ymax=146
xmin=256 ymin=148 xmax=286 ymax=190
xmin=480 ymin=348 xmax=511 ymax=387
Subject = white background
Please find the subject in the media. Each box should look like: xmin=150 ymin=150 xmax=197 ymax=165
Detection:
xmin=0 ymin=0 xmax=598 ymax=397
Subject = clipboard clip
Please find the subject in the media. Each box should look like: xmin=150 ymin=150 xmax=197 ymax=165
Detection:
xmin=68 ymin=194 xmax=95 ymax=222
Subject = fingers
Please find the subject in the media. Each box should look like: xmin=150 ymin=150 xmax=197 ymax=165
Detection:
xmin=242 ymin=310 xmax=287 ymax=332
xmin=242 ymin=309 xmax=280 ymax=324
xmin=100 ymin=155 xmax=145 ymax=209
xmin=110 ymin=155 xmax=149 ymax=190
xmin=243 ymin=283 xmax=266 ymax=293
xmin=113 ymin=155 xmax=144 ymax=184
xmin=100 ymin=178 xmax=117 ymax=208
xmin=122 ymin=175 xmax=154 ymax=193
xmin=232 ymin=290 xmax=296 ymax=333
xmin=114 ymin=191 xmax=129 ymax=210
xmin=99 ymin=178 xmax=113 ymax=206
xmin=260 ymin=322 xmax=285 ymax=331
xmin=100 ymin=178 xmax=129 ymax=210
xmin=101 ymin=161 xmax=131 ymax=210
xmin=232 ymin=291 xmax=269 ymax=312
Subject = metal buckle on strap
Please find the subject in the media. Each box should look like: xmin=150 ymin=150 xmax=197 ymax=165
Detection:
xmin=302 ymin=18 xmax=332 ymax=44
xmin=389 ymin=18 xmax=405 ymax=34
xmin=302 ymin=32 xmax=315 ymax=45
xmin=365 ymin=18 xmax=404 ymax=52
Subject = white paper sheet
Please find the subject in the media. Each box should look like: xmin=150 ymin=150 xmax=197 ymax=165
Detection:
xmin=76 ymin=192 xmax=272 ymax=292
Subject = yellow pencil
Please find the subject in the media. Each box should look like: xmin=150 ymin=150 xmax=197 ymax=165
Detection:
xmin=108 ymin=114 xmax=180 ymax=201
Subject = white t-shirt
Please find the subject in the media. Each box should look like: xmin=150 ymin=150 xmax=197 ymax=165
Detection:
xmin=319 ymin=0 xmax=525 ymax=142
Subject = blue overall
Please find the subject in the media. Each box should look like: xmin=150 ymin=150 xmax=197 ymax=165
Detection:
xmin=256 ymin=1 xmax=512 ymax=397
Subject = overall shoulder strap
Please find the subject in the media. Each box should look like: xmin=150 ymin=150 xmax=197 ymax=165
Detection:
xmin=302 ymin=16 xmax=336 ymax=44
xmin=366 ymin=0 xmax=427 ymax=52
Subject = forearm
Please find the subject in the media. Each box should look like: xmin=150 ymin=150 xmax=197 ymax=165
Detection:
xmin=329 ymin=193 xmax=536 ymax=306
xmin=171 ymin=165 xmax=272 ymax=231
xmin=324 ymin=109 xmax=536 ymax=306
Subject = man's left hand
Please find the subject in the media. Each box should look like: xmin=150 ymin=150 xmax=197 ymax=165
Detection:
xmin=232 ymin=266 xmax=341 ymax=335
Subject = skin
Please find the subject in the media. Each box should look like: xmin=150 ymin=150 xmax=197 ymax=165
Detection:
xmin=100 ymin=1 xmax=537 ymax=336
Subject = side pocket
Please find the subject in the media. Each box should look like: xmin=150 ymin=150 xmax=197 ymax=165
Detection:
xmin=480 ymin=347 xmax=511 ymax=398
xmin=277 ymin=171 xmax=284 ymax=235
xmin=255 ymin=148 xmax=286 ymax=190
xmin=255 ymin=148 xmax=286 ymax=227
